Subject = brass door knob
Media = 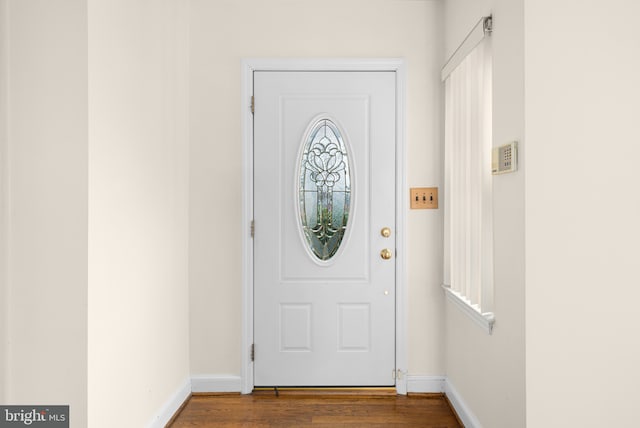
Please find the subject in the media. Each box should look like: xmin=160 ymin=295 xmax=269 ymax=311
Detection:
xmin=380 ymin=227 xmax=391 ymax=238
xmin=380 ymin=249 xmax=392 ymax=260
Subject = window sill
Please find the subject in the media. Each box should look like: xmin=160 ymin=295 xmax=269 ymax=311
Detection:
xmin=442 ymin=284 xmax=495 ymax=334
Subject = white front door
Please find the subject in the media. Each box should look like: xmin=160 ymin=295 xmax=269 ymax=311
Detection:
xmin=253 ymin=71 xmax=396 ymax=386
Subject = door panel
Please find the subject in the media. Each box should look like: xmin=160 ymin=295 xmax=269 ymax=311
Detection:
xmin=254 ymin=71 xmax=396 ymax=386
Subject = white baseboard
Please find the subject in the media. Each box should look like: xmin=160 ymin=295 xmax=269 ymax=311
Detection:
xmin=191 ymin=375 xmax=242 ymax=393
xmin=147 ymin=377 xmax=191 ymax=428
xmin=406 ymin=375 xmax=445 ymax=393
xmin=190 ymin=374 xmax=445 ymax=395
xmin=444 ymin=378 xmax=483 ymax=428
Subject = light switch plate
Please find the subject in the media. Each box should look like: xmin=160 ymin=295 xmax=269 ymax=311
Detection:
xmin=410 ymin=187 xmax=438 ymax=209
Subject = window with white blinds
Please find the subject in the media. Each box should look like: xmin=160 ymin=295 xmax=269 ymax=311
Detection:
xmin=442 ymin=36 xmax=495 ymax=333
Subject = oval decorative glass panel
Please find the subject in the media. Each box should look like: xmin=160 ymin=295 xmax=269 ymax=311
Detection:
xmin=298 ymin=118 xmax=351 ymax=261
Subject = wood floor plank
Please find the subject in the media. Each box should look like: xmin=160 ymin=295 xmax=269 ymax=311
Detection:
xmin=169 ymin=393 xmax=462 ymax=427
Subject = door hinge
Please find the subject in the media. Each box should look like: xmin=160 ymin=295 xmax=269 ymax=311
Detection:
xmin=250 ymin=220 xmax=255 ymax=238
xmin=250 ymin=344 xmax=255 ymax=362
xmin=392 ymin=369 xmax=404 ymax=380
xmin=251 ymin=95 xmax=255 ymax=114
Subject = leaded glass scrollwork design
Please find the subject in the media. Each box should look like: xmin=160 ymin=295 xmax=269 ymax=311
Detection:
xmin=298 ymin=118 xmax=351 ymax=261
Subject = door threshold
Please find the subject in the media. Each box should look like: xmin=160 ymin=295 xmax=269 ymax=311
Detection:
xmin=252 ymin=387 xmax=397 ymax=397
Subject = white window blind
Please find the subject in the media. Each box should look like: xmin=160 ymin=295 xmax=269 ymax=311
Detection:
xmin=442 ymin=36 xmax=494 ymax=333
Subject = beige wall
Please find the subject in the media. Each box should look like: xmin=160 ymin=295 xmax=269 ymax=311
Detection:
xmin=88 ymin=0 xmax=191 ymax=426
xmin=189 ymin=0 xmax=445 ymax=377
xmin=444 ymin=0 xmax=526 ymax=427
xmin=1 ymin=0 xmax=191 ymax=424
xmin=525 ymin=1 xmax=640 ymax=426
xmin=3 ymin=0 xmax=88 ymax=425
xmin=0 ymin=0 xmax=7 ymax=405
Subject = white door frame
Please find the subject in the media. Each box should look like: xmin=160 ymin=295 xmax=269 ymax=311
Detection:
xmin=241 ymin=58 xmax=408 ymax=394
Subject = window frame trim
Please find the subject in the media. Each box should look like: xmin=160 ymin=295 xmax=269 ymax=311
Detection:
xmin=442 ymin=284 xmax=495 ymax=334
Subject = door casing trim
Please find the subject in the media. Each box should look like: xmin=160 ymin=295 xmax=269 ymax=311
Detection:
xmin=241 ymin=58 xmax=408 ymax=394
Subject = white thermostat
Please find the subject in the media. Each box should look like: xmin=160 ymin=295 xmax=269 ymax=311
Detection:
xmin=492 ymin=141 xmax=518 ymax=175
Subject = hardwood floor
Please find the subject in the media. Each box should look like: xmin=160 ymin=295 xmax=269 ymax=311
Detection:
xmin=168 ymin=391 xmax=463 ymax=427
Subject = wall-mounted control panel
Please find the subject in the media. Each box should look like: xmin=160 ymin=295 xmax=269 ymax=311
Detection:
xmin=492 ymin=141 xmax=518 ymax=175
xmin=410 ymin=187 xmax=438 ymax=209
